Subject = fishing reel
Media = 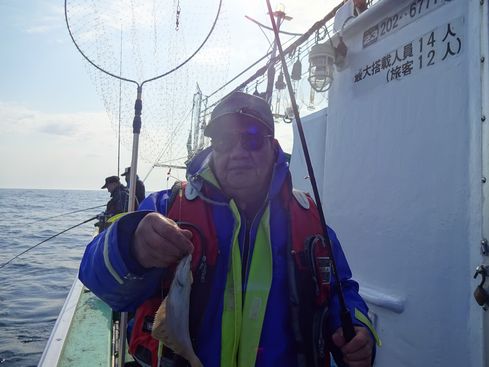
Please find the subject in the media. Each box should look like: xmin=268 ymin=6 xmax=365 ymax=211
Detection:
xmin=94 ymin=212 xmax=110 ymax=232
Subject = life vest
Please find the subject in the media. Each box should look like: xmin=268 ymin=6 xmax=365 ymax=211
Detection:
xmin=128 ymin=181 xmax=332 ymax=367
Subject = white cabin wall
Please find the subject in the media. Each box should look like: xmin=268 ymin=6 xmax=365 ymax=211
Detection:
xmin=467 ymin=0 xmax=487 ymax=364
xmin=289 ymin=109 xmax=327 ymax=194
xmin=290 ymin=0 xmax=486 ymax=366
xmin=483 ymin=1 xmax=489 ymax=362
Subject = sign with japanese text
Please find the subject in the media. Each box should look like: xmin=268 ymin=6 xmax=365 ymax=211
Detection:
xmin=353 ymin=17 xmax=464 ymax=88
xmin=363 ymin=0 xmax=448 ymax=49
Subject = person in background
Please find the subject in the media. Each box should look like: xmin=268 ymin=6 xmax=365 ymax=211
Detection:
xmin=354 ymin=0 xmax=368 ymax=13
xmin=343 ymin=0 xmax=368 ymax=14
xmin=80 ymin=92 xmax=378 ymax=367
xmin=101 ymin=175 xmax=129 ymax=217
xmin=121 ymin=167 xmax=146 ymax=207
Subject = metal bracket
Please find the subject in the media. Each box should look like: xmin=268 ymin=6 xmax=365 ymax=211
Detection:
xmin=474 ymin=265 xmax=489 ymax=310
xmin=481 ymin=239 xmax=489 ymax=256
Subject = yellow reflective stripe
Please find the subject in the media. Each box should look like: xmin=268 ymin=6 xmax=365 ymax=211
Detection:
xmin=238 ymin=206 xmax=273 ymax=367
xmin=220 ymin=202 xmax=274 ymax=367
xmin=221 ymin=200 xmax=242 ymax=367
xmin=157 ymin=341 xmax=164 ymax=367
xmin=200 ymin=166 xmax=221 ymax=188
xmin=107 ymin=212 xmax=127 ymax=223
xmin=354 ymin=308 xmax=382 ymax=347
xmin=103 ymin=224 xmax=124 ymax=285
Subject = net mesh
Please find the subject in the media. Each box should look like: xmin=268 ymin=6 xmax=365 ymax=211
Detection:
xmin=66 ymin=0 xmax=231 ymax=165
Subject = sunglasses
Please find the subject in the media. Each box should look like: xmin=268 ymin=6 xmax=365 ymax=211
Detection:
xmin=211 ymin=131 xmax=273 ymax=153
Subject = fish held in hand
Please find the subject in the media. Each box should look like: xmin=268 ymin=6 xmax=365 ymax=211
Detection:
xmin=152 ymin=254 xmax=203 ymax=367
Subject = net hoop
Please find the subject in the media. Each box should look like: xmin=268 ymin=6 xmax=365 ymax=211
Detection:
xmin=64 ymin=0 xmax=223 ymax=86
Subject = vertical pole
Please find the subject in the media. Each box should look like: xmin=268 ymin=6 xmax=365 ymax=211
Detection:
xmin=117 ymin=25 xmax=123 ymax=177
xmin=128 ymin=86 xmax=142 ymax=212
xmin=192 ymin=84 xmax=202 ymax=153
xmin=117 ymin=85 xmax=142 ymax=367
xmin=265 ymin=13 xmax=283 ymax=104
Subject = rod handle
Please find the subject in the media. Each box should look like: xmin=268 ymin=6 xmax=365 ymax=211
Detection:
xmin=341 ymin=308 xmax=356 ymax=343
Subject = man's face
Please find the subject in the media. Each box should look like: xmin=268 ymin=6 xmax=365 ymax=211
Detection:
xmin=107 ymin=182 xmax=118 ymax=193
xmin=211 ymin=116 xmax=275 ymax=196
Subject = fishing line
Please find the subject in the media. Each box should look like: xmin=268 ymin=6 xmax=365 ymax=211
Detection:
xmin=28 ymin=205 xmax=105 ymax=224
xmin=0 ymin=215 xmax=98 ymax=270
xmin=265 ymin=0 xmax=356 ymax=342
xmin=150 ymin=106 xmax=194 ymax=167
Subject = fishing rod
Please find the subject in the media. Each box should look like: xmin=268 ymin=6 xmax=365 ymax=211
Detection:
xmin=28 ymin=205 xmax=105 ymax=224
xmin=0 ymin=215 xmax=98 ymax=270
xmin=264 ymin=0 xmax=356 ymax=342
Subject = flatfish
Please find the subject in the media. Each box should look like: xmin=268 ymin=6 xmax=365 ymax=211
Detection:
xmin=152 ymin=254 xmax=203 ymax=367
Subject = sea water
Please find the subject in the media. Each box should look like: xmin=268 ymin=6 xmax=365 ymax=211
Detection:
xmin=0 ymin=189 xmax=107 ymax=366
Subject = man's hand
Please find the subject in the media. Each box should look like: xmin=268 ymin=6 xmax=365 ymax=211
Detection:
xmin=332 ymin=326 xmax=374 ymax=367
xmin=132 ymin=212 xmax=193 ymax=268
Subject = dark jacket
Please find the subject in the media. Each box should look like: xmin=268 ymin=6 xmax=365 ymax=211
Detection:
xmin=127 ymin=176 xmax=146 ymax=205
xmin=135 ymin=178 xmax=145 ymax=205
xmin=105 ymin=184 xmax=129 ymax=217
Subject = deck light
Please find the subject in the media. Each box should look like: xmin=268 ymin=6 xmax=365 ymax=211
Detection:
xmin=291 ymin=57 xmax=302 ymax=81
xmin=275 ymin=71 xmax=286 ymax=90
xmin=290 ymin=51 xmax=303 ymax=97
xmin=308 ymin=42 xmax=335 ymax=92
xmin=308 ymin=37 xmax=348 ymax=92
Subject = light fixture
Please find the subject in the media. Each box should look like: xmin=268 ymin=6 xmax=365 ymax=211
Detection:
xmin=275 ymin=71 xmax=286 ymax=90
xmin=291 ymin=56 xmax=302 ymax=82
xmin=307 ymin=42 xmax=335 ymax=92
xmin=307 ymin=36 xmax=348 ymax=92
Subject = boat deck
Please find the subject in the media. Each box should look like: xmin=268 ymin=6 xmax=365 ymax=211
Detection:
xmin=58 ymin=286 xmax=113 ymax=366
xmin=39 ymin=279 xmax=115 ymax=366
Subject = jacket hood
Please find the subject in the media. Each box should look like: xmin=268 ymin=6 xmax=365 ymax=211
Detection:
xmin=185 ymin=141 xmax=291 ymax=203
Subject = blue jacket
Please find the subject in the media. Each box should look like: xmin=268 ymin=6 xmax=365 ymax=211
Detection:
xmin=79 ymin=144 xmax=373 ymax=366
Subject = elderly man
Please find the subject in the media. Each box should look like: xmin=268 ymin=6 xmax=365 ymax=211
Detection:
xmin=80 ymin=92 xmax=377 ymax=367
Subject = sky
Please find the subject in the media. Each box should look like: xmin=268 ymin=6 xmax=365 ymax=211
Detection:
xmin=0 ymin=0 xmax=337 ymax=191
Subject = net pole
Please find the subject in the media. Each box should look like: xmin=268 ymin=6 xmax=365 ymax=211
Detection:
xmin=117 ymin=85 xmax=142 ymax=367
